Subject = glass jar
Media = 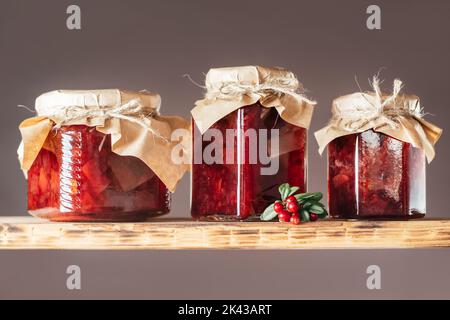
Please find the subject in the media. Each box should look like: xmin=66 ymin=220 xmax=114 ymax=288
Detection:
xmin=328 ymin=130 xmax=426 ymax=219
xmin=191 ymin=102 xmax=307 ymax=220
xmin=27 ymin=125 xmax=170 ymax=222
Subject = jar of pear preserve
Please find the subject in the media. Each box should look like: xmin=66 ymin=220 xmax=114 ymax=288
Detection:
xmin=19 ymin=89 xmax=189 ymax=222
xmin=315 ymin=78 xmax=442 ymax=219
xmin=190 ymin=66 xmax=316 ymax=221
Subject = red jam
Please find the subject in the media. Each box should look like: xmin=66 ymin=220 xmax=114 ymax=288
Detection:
xmin=27 ymin=125 xmax=170 ymax=222
xmin=191 ymin=102 xmax=307 ymax=220
xmin=328 ymin=130 xmax=426 ymax=219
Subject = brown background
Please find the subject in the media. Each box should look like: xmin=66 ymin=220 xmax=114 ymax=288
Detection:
xmin=0 ymin=0 xmax=449 ymax=299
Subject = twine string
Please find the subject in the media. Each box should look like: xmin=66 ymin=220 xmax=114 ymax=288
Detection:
xmin=17 ymin=104 xmax=36 ymax=113
xmin=39 ymin=98 xmax=168 ymax=142
xmin=204 ymin=78 xmax=310 ymax=103
xmin=333 ymin=76 xmax=423 ymax=132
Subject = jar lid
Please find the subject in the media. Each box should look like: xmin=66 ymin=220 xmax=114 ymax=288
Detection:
xmin=35 ymin=89 xmax=161 ymax=117
xmin=205 ymin=66 xmax=300 ymax=92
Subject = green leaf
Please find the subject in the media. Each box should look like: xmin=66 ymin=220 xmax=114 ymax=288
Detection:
xmin=287 ymin=186 xmax=300 ymax=197
xmin=278 ymin=183 xmax=291 ymax=200
xmin=260 ymin=203 xmax=278 ymax=221
xmin=308 ymin=204 xmax=326 ymax=215
xmin=294 ymin=194 xmax=306 ymax=203
xmin=303 ymin=201 xmax=326 ymax=210
xmin=295 ymin=192 xmax=323 ymax=202
xmin=278 ymin=183 xmax=289 ymax=194
xmin=300 ymin=209 xmax=310 ymax=222
xmin=317 ymin=207 xmax=329 ymax=218
xmin=302 ymin=201 xmax=314 ymax=210
xmin=312 ymin=201 xmax=325 ymax=207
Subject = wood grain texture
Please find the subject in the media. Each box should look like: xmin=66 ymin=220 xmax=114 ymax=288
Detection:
xmin=1 ymin=217 xmax=450 ymax=249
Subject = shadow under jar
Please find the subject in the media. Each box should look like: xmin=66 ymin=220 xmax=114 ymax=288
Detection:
xmin=328 ymin=130 xmax=426 ymax=219
xmin=28 ymin=125 xmax=170 ymax=222
xmin=191 ymin=102 xmax=307 ymax=221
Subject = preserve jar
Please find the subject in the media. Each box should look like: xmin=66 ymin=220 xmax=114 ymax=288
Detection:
xmin=19 ymin=89 xmax=189 ymax=222
xmin=27 ymin=125 xmax=170 ymax=221
xmin=190 ymin=66 xmax=316 ymax=220
xmin=315 ymin=77 xmax=442 ymax=219
xmin=328 ymin=130 xmax=426 ymax=218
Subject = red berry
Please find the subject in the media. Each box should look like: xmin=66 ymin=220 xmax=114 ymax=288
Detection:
xmin=273 ymin=201 xmax=284 ymax=213
xmin=286 ymin=201 xmax=299 ymax=213
xmin=290 ymin=213 xmax=300 ymax=225
xmin=285 ymin=196 xmax=297 ymax=203
xmin=310 ymin=213 xmax=318 ymax=221
xmin=278 ymin=211 xmax=291 ymax=222
xmin=283 ymin=211 xmax=292 ymax=222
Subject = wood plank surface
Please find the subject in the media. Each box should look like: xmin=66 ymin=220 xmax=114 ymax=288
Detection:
xmin=1 ymin=217 xmax=450 ymax=249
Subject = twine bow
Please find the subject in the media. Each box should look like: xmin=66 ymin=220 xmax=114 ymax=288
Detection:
xmin=37 ymin=98 xmax=169 ymax=143
xmin=333 ymin=76 xmax=423 ymax=132
xmin=190 ymin=66 xmax=316 ymax=134
xmin=315 ymin=74 xmax=442 ymax=162
xmin=205 ymin=77 xmax=303 ymax=101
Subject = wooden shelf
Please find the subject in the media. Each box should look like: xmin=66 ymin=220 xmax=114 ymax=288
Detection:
xmin=0 ymin=217 xmax=450 ymax=250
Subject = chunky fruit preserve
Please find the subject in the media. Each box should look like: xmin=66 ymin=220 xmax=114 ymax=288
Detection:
xmin=191 ymin=102 xmax=307 ymax=220
xmin=28 ymin=125 xmax=170 ymax=222
xmin=328 ymin=130 xmax=426 ymax=218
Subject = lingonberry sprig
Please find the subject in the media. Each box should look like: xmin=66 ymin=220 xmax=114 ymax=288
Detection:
xmin=260 ymin=183 xmax=328 ymax=224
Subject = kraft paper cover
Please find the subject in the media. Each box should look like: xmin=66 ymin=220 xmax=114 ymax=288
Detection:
xmin=314 ymin=79 xmax=442 ymax=162
xmin=191 ymin=66 xmax=316 ymax=133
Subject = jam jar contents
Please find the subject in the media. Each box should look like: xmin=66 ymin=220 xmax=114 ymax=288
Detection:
xmin=28 ymin=125 xmax=170 ymax=222
xmin=191 ymin=102 xmax=307 ymax=220
xmin=328 ymin=130 xmax=426 ymax=218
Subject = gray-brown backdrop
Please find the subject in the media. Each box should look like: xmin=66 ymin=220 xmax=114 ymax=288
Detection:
xmin=0 ymin=0 xmax=449 ymax=299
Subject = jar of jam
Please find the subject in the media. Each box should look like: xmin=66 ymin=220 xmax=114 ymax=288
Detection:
xmin=315 ymin=78 xmax=442 ymax=219
xmin=190 ymin=66 xmax=316 ymax=220
xmin=328 ymin=130 xmax=426 ymax=218
xmin=19 ymin=89 xmax=189 ymax=222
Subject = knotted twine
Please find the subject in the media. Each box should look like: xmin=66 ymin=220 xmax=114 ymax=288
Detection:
xmin=191 ymin=66 xmax=316 ymax=134
xmin=314 ymin=76 xmax=442 ymax=162
xmin=40 ymin=97 xmax=168 ymax=143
